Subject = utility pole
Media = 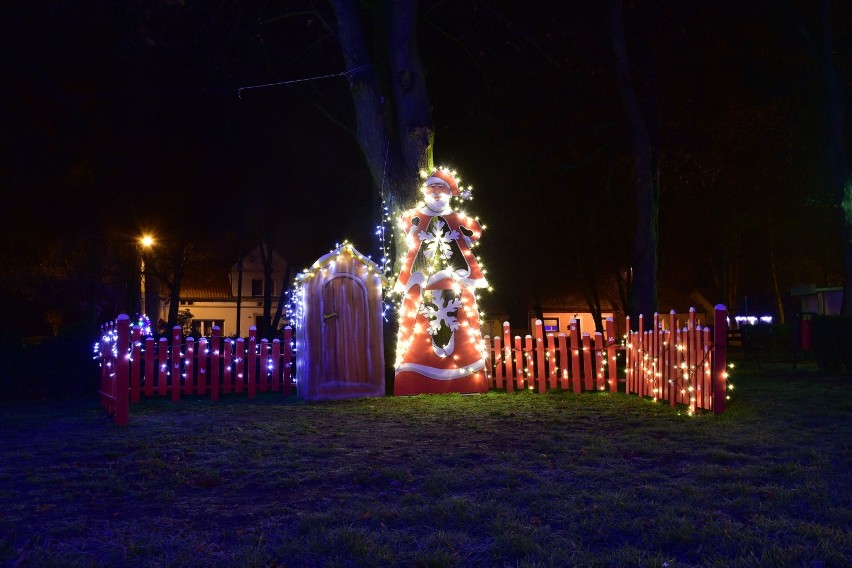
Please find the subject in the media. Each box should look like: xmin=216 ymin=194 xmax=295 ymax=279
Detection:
xmin=236 ymin=249 xmax=243 ymax=337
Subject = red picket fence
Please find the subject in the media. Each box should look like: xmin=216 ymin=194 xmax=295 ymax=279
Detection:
xmin=99 ymin=306 xmax=728 ymax=425
xmin=98 ymin=315 xmax=294 ymax=426
xmin=484 ymin=305 xmax=728 ymax=414
xmin=483 ymin=317 xmax=620 ymax=395
xmin=623 ymin=306 xmax=727 ymax=414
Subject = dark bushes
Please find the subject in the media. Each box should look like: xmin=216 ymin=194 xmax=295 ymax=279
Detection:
xmin=812 ymin=315 xmax=852 ymax=373
xmin=0 ymin=333 xmax=98 ymax=401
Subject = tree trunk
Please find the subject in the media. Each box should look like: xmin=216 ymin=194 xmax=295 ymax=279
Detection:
xmin=816 ymin=1 xmax=852 ymax=315
xmin=768 ymin=221 xmax=786 ymax=324
xmin=167 ymin=246 xmax=184 ymax=328
xmin=331 ymin=0 xmax=433 ymax=265
xmin=271 ymin=263 xmax=292 ymax=335
xmin=259 ymin=239 xmax=274 ymax=338
xmin=609 ymin=0 xmax=660 ymax=326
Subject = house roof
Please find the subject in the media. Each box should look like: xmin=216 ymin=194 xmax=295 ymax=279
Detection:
xmin=540 ymin=291 xmax=621 ymax=312
xmin=179 ymin=276 xmax=233 ymax=301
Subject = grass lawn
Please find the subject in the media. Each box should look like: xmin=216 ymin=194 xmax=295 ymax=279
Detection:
xmin=0 ymin=362 xmax=849 ymax=567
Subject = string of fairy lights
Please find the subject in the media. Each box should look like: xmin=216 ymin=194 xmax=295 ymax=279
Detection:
xmin=95 ymin=315 xmax=293 ymax=385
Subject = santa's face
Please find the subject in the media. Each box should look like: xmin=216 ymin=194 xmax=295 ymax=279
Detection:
xmin=423 ymin=182 xmax=452 ymax=213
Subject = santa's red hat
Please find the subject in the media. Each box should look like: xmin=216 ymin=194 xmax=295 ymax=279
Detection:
xmin=424 ymin=169 xmax=459 ymax=196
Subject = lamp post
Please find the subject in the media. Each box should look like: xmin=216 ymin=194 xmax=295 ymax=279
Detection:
xmin=139 ymin=234 xmax=155 ymax=316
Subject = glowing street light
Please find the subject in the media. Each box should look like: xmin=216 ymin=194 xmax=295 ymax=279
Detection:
xmin=139 ymin=234 xmax=155 ymax=316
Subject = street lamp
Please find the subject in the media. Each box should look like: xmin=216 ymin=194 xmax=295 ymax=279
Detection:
xmin=139 ymin=234 xmax=155 ymax=316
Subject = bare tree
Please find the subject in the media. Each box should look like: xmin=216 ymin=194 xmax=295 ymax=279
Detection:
xmin=609 ymin=0 xmax=660 ymax=324
xmin=330 ymin=0 xmax=434 ymax=258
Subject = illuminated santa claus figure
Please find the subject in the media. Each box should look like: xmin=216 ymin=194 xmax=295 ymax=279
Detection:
xmin=393 ymin=168 xmax=489 ymax=395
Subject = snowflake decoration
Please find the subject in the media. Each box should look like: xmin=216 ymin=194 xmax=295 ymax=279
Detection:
xmin=419 ymin=295 xmax=461 ymax=335
xmin=418 ymin=220 xmax=458 ymax=260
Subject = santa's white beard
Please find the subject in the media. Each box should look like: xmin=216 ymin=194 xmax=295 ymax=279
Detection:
xmin=425 ymin=197 xmax=450 ymax=213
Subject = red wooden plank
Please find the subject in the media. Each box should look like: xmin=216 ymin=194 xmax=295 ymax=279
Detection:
xmin=247 ymin=328 xmax=257 ymax=398
xmin=157 ymin=337 xmax=168 ymax=397
xmin=493 ymin=336 xmax=504 ymax=390
xmin=130 ymin=325 xmax=141 ymax=404
xmin=271 ymin=339 xmax=281 ymax=392
xmin=713 ymin=305 xmax=727 ymax=414
xmin=513 ymin=336 xmax=523 ymax=391
xmin=594 ymin=331 xmax=604 ymax=391
xmin=668 ymin=311 xmax=676 ymax=406
xmin=197 ymin=338 xmax=208 ymax=396
xmin=702 ymin=327 xmax=711 ymax=410
xmin=582 ymin=333 xmax=593 ymax=391
xmin=184 ymin=337 xmax=195 ymax=395
xmin=547 ymin=333 xmax=557 ymax=390
xmin=501 ymin=323 xmax=513 ymax=392
xmin=605 ymin=318 xmax=618 ymax=393
xmin=534 ymin=320 xmax=546 ymax=393
xmin=259 ymin=339 xmax=269 ymax=393
xmin=570 ymin=320 xmax=581 ymax=394
xmin=223 ymin=339 xmax=233 ymax=394
xmin=624 ymin=316 xmax=633 ymax=395
xmin=235 ymin=338 xmax=245 ymax=394
xmin=210 ymin=327 xmax=221 ymax=401
xmin=171 ymin=327 xmax=182 ymax=401
xmin=558 ymin=333 xmax=569 ymax=391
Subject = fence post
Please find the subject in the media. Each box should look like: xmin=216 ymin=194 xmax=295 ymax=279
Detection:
xmin=210 ymin=327 xmax=221 ymax=401
xmin=114 ymin=315 xmax=130 ymax=427
xmin=605 ymin=318 xmax=618 ymax=393
xmin=713 ymin=305 xmax=727 ymax=414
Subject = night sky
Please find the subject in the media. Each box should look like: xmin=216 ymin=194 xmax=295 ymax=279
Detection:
xmin=1 ymin=1 xmax=850 ymax=336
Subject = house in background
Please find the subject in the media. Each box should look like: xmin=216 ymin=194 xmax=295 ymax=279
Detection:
xmin=534 ymin=292 xmax=619 ymax=339
xmin=154 ymin=246 xmax=289 ymax=337
xmin=789 ymin=284 xmax=843 ymax=316
xmin=532 ymin=287 xmax=715 ymax=339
